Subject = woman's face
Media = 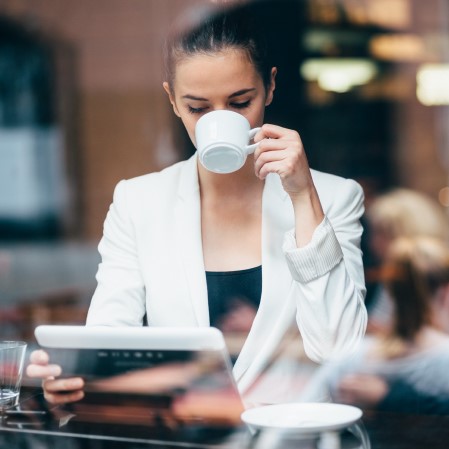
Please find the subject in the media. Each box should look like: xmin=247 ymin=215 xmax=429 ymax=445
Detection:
xmin=163 ymin=49 xmax=276 ymax=146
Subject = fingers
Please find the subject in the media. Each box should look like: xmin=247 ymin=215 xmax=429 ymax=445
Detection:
xmin=27 ymin=363 xmax=62 ymax=378
xmin=254 ymin=146 xmax=301 ymax=180
xmin=43 ymin=377 xmax=85 ymax=405
xmin=254 ymin=123 xmax=300 ymax=142
xmin=254 ymin=147 xmax=285 ymax=178
xmin=253 ymin=138 xmax=290 ymax=160
xmin=253 ymin=124 xmax=305 ymax=182
xmin=43 ymin=377 xmax=84 ymax=393
xmin=44 ymin=389 xmax=85 ymax=405
xmin=27 ymin=350 xmax=62 ymax=378
xmin=29 ymin=349 xmax=50 ymax=364
xmin=27 ymin=349 xmax=85 ymax=405
xmin=254 ymin=152 xmax=298 ymax=179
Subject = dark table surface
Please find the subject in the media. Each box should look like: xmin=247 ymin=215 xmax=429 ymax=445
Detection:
xmin=2 ymin=387 xmax=449 ymax=449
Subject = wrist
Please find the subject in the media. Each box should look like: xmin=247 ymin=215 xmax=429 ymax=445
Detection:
xmin=290 ymin=187 xmax=325 ymax=248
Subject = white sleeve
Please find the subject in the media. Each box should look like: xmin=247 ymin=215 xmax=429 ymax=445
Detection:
xmin=298 ymin=347 xmax=365 ymax=402
xmin=86 ymin=180 xmax=146 ymax=326
xmin=283 ymin=179 xmax=367 ymax=362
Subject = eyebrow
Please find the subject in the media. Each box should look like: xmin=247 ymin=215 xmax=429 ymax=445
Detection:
xmin=182 ymin=88 xmax=256 ymax=101
xmin=229 ymin=88 xmax=256 ymax=98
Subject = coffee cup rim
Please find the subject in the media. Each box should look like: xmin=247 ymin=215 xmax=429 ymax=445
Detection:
xmin=196 ymin=109 xmax=249 ymax=126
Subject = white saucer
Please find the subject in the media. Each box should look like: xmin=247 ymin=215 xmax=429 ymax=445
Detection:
xmin=241 ymin=402 xmax=363 ymax=434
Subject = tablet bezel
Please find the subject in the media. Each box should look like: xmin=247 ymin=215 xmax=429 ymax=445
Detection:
xmin=35 ymin=325 xmax=227 ymax=351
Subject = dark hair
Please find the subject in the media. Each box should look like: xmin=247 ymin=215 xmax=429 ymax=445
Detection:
xmin=164 ymin=6 xmax=272 ymax=90
xmin=384 ymin=237 xmax=449 ymax=343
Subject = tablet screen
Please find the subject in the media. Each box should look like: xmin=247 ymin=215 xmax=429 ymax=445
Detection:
xmin=33 ymin=326 xmax=245 ymax=441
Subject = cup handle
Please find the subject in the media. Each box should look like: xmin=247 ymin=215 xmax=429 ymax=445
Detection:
xmin=245 ymin=127 xmax=261 ymax=155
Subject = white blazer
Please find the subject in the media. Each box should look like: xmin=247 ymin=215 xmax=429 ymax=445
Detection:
xmin=86 ymin=154 xmax=367 ymax=397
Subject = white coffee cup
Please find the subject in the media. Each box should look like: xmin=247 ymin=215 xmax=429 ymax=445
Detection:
xmin=195 ymin=110 xmax=261 ymax=174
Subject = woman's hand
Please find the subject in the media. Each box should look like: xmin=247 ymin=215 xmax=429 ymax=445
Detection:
xmin=253 ymin=124 xmax=314 ymax=198
xmin=26 ymin=350 xmax=85 ymax=405
xmin=254 ymin=124 xmax=324 ymax=246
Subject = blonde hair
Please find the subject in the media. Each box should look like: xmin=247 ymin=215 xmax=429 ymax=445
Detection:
xmin=368 ymin=188 xmax=449 ymax=242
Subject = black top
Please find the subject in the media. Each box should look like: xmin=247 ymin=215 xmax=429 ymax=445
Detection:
xmin=206 ymin=265 xmax=262 ymax=328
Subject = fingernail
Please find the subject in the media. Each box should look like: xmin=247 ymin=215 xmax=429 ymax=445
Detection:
xmin=49 ymin=366 xmax=62 ymax=376
xmin=36 ymin=350 xmax=47 ymax=362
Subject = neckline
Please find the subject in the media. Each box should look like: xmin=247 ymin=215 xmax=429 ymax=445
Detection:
xmin=205 ymin=265 xmax=262 ymax=276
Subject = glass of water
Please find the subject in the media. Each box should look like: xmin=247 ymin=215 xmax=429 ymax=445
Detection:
xmin=0 ymin=341 xmax=27 ymax=411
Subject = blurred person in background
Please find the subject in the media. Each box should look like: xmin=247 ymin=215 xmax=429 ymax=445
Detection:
xmin=365 ymin=188 xmax=449 ymax=333
xmin=301 ymin=236 xmax=449 ymax=414
xmin=27 ymin=4 xmax=367 ymax=406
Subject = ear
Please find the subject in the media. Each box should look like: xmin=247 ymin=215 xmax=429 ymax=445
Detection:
xmin=163 ymin=81 xmax=181 ymax=117
xmin=265 ymin=67 xmax=277 ymax=106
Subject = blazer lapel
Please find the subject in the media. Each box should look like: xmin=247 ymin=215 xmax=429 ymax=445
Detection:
xmin=174 ymin=155 xmax=210 ymax=327
xmin=233 ymin=173 xmax=296 ymax=392
xmin=173 ymin=161 xmax=297 ymax=388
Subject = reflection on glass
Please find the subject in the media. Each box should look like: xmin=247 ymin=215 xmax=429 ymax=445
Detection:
xmin=0 ymin=16 xmax=67 ymax=240
xmin=416 ymin=64 xmax=449 ymax=105
xmin=35 ymin=346 xmax=245 ymax=442
xmin=250 ymin=420 xmax=370 ymax=449
xmin=301 ymin=236 xmax=449 ymax=416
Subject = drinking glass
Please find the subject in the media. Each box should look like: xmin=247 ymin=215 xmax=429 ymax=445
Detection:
xmin=0 ymin=341 xmax=27 ymax=410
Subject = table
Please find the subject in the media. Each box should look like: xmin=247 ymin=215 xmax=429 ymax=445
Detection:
xmin=5 ymin=388 xmax=449 ymax=449
xmin=0 ymin=387 xmax=376 ymax=449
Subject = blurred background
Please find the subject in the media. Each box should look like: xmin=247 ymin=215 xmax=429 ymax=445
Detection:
xmin=0 ymin=0 xmax=448 ymax=341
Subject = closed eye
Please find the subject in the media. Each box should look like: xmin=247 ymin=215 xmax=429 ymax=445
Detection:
xmin=231 ymin=100 xmax=251 ymax=109
xmin=188 ymin=105 xmax=208 ymax=114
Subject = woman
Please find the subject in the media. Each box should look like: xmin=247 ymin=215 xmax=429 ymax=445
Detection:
xmin=27 ymin=6 xmax=366 ymax=405
xmin=366 ymin=188 xmax=449 ymax=333
xmin=301 ymin=236 xmax=449 ymax=410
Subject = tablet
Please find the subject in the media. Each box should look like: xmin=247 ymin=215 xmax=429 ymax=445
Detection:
xmin=34 ymin=325 xmax=245 ymax=440
xmin=35 ymin=325 xmax=226 ymax=351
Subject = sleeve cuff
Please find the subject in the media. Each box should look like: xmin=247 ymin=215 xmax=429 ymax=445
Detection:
xmin=283 ymin=216 xmax=343 ymax=283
